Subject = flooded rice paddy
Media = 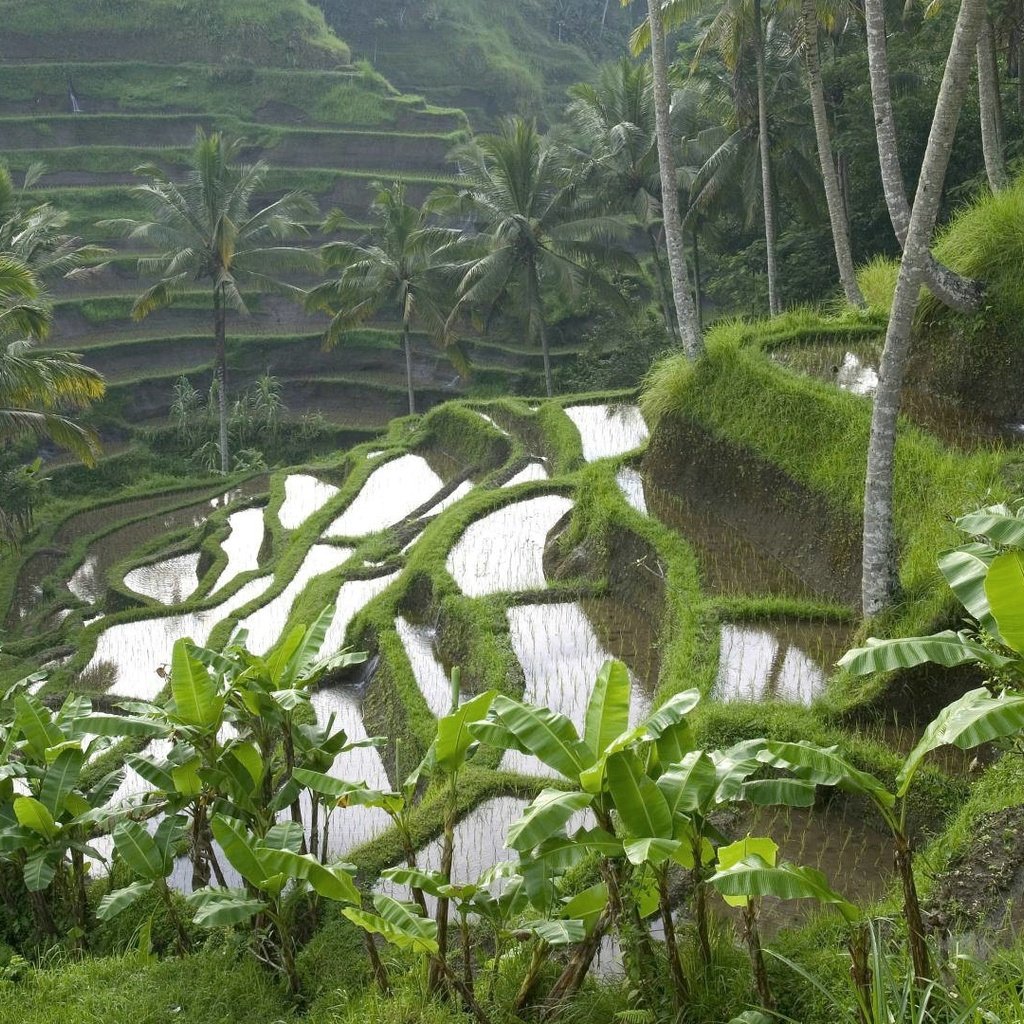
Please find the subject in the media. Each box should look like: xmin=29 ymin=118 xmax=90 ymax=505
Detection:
xmin=278 ymin=473 xmax=340 ymax=530
xmin=237 ymin=544 xmax=353 ymax=656
xmin=326 ymin=455 xmax=443 ymax=538
xmin=421 ymin=480 xmax=474 ymax=519
xmin=715 ymin=620 xmax=853 ymax=704
xmin=123 ymin=552 xmax=201 ymax=605
xmin=565 ymin=403 xmax=649 ymax=462
xmin=615 ymin=466 xmax=648 ymax=515
xmin=445 ymin=494 xmax=573 ymax=597
xmin=210 ymin=507 xmax=266 ymax=594
xmin=318 ymin=572 xmax=400 ymax=659
xmin=396 ymin=616 xmax=453 ymax=717
xmin=502 ymin=461 xmax=549 ymax=487
xmin=502 ymin=602 xmax=654 ymax=776
xmin=88 ymin=576 xmax=274 ymax=699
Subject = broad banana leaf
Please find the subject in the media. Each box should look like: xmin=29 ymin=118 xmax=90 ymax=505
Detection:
xmin=956 ymin=505 xmax=1024 ymax=547
xmin=434 ymin=689 xmax=496 ymax=771
xmin=710 ymin=853 xmax=860 ymax=923
xmin=584 ymin=660 xmax=631 ymax=756
xmin=606 ymin=750 xmax=673 ymax=839
xmin=838 ymin=631 xmax=1011 ymax=674
xmin=477 ymin=696 xmax=594 ymax=779
xmin=937 ymin=542 xmax=999 ymax=637
xmin=97 ymin=880 xmax=154 ymax=921
xmin=507 ymin=788 xmax=593 ymax=852
xmin=897 ymin=686 xmax=1024 ymax=796
xmin=170 ymin=640 xmax=224 ymax=728
xmin=985 ymin=550 xmax=1024 ymax=653
xmin=761 ymin=741 xmax=894 ymax=810
xmin=344 ymin=894 xmax=439 ymax=954
xmin=187 ymin=887 xmax=266 ymax=928
xmin=714 ymin=837 xmax=777 ymax=907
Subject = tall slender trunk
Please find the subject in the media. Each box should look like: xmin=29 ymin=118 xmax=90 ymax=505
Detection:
xmin=978 ymin=11 xmax=1009 ymax=191
xmin=403 ymin=316 xmax=416 ymax=415
xmin=753 ymin=0 xmax=781 ymax=315
xmin=692 ymin=223 xmax=703 ymax=331
xmin=214 ymin=283 xmax=229 ymax=474
xmin=542 ymin=908 xmax=612 ymax=1015
xmin=863 ymin=0 xmax=983 ymax=313
xmin=861 ymin=0 xmax=987 ymax=615
xmin=647 ymin=223 xmax=679 ymax=342
xmin=646 ymin=0 xmax=704 ymax=357
xmin=802 ymin=0 xmax=864 ymax=307
xmin=538 ymin=311 xmax=554 ymax=400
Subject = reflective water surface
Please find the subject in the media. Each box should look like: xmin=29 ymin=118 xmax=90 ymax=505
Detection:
xmin=445 ymin=495 xmax=573 ymax=597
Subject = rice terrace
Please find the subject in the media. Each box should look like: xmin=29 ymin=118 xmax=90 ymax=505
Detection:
xmin=3 ymin=1 xmax=1024 ymax=1022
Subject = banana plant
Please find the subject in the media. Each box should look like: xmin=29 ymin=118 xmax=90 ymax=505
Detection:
xmin=129 ymin=615 xmax=366 ymax=885
xmin=834 ymin=504 xmax=1024 ymax=980
xmin=759 ymin=685 xmax=1024 ymax=983
xmin=839 ymin=504 xmax=1024 ymax=679
xmin=96 ymin=814 xmax=191 ymax=953
xmin=0 ymin=687 xmax=163 ymax=938
xmin=186 ymin=814 xmax=360 ymax=994
xmin=709 ymin=845 xmax=873 ymax=1024
xmin=479 ymin=660 xmax=815 ymax=1010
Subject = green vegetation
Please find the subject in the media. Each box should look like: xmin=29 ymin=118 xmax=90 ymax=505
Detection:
xmin=0 ymin=0 xmax=350 ymax=66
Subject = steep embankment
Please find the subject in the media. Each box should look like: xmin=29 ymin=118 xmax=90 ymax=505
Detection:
xmin=0 ymin=3 xmax=583 ymax=438
xmin=316 ymin=0 xmax=644 ymax=123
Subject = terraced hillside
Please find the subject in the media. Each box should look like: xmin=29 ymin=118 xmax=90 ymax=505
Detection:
xmin=0 ymin=19 xmax=585 ymax=444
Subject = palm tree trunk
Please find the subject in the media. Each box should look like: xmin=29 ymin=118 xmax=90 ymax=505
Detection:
xmin=538 ymin=312 xmax=554 ymax=399
xmin=403 ymin=318 xmax=416 ymax=415
xmin=647 ymin=224 xmax=679 ymax=343
xmin=978 ymin=11 xmax=1009 ymax=191
xmin=861 ymin=0 xmax=987 ymax=616
xmin=802 ymin=0 xmax=865 ymax=307
xmin=753 ymin=0 xmax=781 ymax=316
xmin=895 ymin=832 xmax=932 ymax=982
xmin=646 ymin=0 xmax=704 ymax=358
xmin=214 ymin=284 xmax=229 ymax=475
xmin=863 ymin=0 xmax=983 ymax=314
xmin=692 ymin=223 xmax=703 ymax=331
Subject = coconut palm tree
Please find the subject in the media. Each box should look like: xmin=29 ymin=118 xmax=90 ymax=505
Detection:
xmin=623 ymin=0 xmax=705 ymax=355
xmin=0 ymin=163 xmax=109 ymax=285
xmin=104 ymin=130 xmax=316 ymax=474
xmin=567 ymin=57 xmax=712 ymax=343
xmin=633 ymin=0 xmax=788 ymax=315
xmin=799 ymin=0 xmax=865 ymax=306
xmin=0 ymin=254 xmax=104 ymax=544
xmin=440 ymin=118 xmax=632 ymax=398
xmin=862 ymin=0 xmax=988 ymax=615
xmin=306 ymin=183 xmax=463 ymax=416
xmin=863 ymin=0 xmax=983 ymax=312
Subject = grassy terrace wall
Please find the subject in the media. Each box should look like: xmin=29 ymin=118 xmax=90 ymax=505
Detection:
xmin=1 ymin=378 xmax=1011 ymax=1022
xmin=642 ymin=314 xmax=1011 ymax=666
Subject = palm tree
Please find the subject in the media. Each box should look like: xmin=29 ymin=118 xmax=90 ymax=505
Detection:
xmin=861 ymin=0 xmax=988 ymax=615
xmin=0 ymin=163 xmax=109 ymax=284
xmin=0 ymin=254 xmax=104 ymax=544
xmin=634 ymin=0 xmax=788 ymax=315
xmin=799 ymin=0 xmax=864 ymax=306
xmin=862 ymin=0 xmax=983 ymax=312
xmin=441 ymin=118 xmax=632 ymax=398
xmin=625 ymin=0 xmax=705 ymax=355
xmin=568 ymin=58 xmax=685 ymax=342
xmin=104 ymin=130 xmax=316 ymax=474
xmin=306 ymin=183 xmax=462 ymax=416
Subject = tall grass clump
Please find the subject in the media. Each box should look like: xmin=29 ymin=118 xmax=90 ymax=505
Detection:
xmin=856 ymin=255 xmax=898 ymax=317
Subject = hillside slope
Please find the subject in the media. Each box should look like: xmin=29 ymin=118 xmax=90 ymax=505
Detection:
xmin=317 ymin=0 xmax=645 ymax=122
xmin=0 ymin=3 xmax=585 ymax=444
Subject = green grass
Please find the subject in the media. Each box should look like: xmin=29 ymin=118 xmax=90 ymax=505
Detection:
xmin=641 ymin=315 xmax=1010 ymax=661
